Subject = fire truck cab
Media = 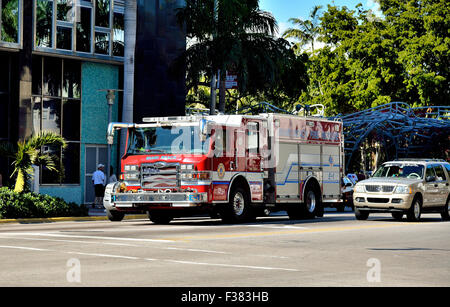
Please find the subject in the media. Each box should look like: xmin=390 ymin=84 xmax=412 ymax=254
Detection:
xmin=104 ymin=113 xmax=344 ymax=224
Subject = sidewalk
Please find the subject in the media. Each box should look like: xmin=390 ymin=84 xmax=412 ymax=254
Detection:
xmin=88 ymin=206 xmax=107 ymax=216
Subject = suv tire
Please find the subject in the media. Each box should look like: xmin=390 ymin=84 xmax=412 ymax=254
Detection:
xmin=355 ymin=207 xmax=369 ymax=220
xmin=407 ymin=197 xmax=422 ymax=222
xmin=441 ymin=197 xmax=450 ymax=221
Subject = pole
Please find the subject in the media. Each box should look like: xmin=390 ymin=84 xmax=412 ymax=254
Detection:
xmin=210 ymin=0 xmax=219 ymax=115
xmin=106 ymin=90 xmax=116 ymax=183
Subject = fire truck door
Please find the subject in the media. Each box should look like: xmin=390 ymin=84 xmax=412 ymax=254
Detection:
xmin=234 ymin=129 xmax=246 ymax=172
xmin=246 ymin=122 xmax=262 ymax=172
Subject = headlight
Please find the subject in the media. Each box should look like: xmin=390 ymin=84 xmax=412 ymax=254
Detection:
xmin=355 ymin=185 xmax=365 ymax=193
xmin=180 ymin=172 xmax=211 ymax=181
xmin=180 ymin=164 xmax=194 ymax=170
xmin=124 ymin=165 xmax=139 ymax=171
xmin=395 ymin=185 xmax=412 ymax=194
xmin=124 ymin=173 xmax=140 ymax=180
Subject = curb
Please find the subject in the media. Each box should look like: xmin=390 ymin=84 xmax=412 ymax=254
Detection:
xmin=0 ymin=214 xmax=148 ymax=224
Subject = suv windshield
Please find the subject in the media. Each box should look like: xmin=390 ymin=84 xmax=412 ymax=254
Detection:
xmin=372 ymin=164 xmax=424 ymax=179
xmin=127 ymin=126 xmax=211 ymax=155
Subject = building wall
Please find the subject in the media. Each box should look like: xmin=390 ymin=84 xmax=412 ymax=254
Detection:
xmin=41 ymin=62 xmax=120 ymax=204
xmin=134 ymin=0 xmax=186 ymax=121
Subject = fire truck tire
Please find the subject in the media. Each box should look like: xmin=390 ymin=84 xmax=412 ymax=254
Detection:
xmin=221 ymin=186 xmax=254 ymax=223
xmin=304 ymin=184 xmax=323 ymax=218
xmin=147 ymin=211 xmax=173 ymax=224
xmin=106 ymin=209 xmax=125 ymax=222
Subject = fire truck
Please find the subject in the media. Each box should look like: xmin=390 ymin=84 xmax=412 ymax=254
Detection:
xmin=103 ymin=113 xmax=344 ymax=224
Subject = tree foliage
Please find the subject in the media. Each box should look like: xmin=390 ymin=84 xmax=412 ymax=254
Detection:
xmin=0 ymin=132 xmax=66 ymax=193
xmin=291 ymin=0 xmax=449 ymax=116
xmin=175 ymin=0 xmax=309 ymax=112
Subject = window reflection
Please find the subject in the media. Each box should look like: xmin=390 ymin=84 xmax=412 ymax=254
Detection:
xmin=62 ymin=99 xmax=80 ymax=141
xmin=32 ymin=56 xmax=82 ymax=185
xmin=95 ymin=0 xmax=110 ymax=28
xmin=57 ymin=0 xmax=74 ymax=22
xmin=36 ymin=0 xmax=53 ymax=48
xmin=57 ymin=26 xmax=72 ymax=50
xmin=33 ymin=0 xmax=124 ymax=58
xmin=43 ymin=57 xmax=62 ymax=97
xmin=95 ymin=31 xmax=109 ymax=54
xmin=62 ymin=143 xmax=80 ymax=184
xmin=0 ymin=94 xmax=9 ymax=138
xmin=113 ymin=11 xmax=124 ymax=57
xmin=76 ymin=6 xmax=91 ymax=52
xmin=63 ymin=60 xmax=81 ymax=98
xmin=1 ymin=0 xmax=20 ymax=43
xmin=32 ymin=97 xmax=42 ymax=134
xmin=42 ymin=98 xmax=62 ymax=135
xmin=41 ymin=145 xmax=62 ymax=184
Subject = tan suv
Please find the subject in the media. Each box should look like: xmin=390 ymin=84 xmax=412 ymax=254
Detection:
xmin=353 ymin=159 xmax=450 ymax=222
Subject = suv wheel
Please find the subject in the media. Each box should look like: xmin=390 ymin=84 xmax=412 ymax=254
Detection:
xmin=392 ymin=212 xmax=403 ymax=221
xmin=407 ymin=197 xmax=422 ymax=222
xmin=441 ymin=197 xmax=450 ymax=221
xmin=354 ymin=207 xmax=369 ymax=220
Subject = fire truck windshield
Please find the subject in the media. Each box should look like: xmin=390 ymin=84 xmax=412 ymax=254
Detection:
xmin=127 ymin=126 xmax=211 ymax=155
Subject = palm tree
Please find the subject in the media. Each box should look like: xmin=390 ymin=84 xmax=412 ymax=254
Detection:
xmin=0 ymin=132 xmax=66 ymax=193
xmin=282 ymin=5 xmax=322 ymax=54
xmin=175 ymin=0 xmax=282 ymax=113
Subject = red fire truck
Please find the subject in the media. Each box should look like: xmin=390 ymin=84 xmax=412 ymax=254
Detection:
xmin=104 ymin=113 xmax=344 ymax=223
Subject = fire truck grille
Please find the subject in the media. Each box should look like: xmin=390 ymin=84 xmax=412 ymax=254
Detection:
xmin=141 ymin=162 xmax=180 ymax=189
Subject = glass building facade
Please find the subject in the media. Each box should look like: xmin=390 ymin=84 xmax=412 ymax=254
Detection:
xmin=0 ymin=0 xmax=186 ymax=204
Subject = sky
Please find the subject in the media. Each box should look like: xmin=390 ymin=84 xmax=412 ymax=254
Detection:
xmin=259 ymin=0 xmax=382 ymax=37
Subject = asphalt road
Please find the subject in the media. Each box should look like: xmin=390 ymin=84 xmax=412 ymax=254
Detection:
xmin=0 ymin=210 xmax=449 ymax=288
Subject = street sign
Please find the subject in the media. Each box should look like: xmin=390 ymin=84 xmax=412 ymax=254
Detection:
xmin=225 ymin=71 xmax=238 ymax=89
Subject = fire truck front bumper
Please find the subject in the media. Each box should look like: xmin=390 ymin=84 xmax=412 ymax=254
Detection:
xmin=104 ymin=191 xmax=209 ymax=210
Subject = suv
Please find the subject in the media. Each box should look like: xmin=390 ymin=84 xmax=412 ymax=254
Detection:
xmin=353 ymin=159 xmax=450 ymax=222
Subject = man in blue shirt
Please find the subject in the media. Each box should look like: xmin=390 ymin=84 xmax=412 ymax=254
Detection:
xmin=92 ymin=164 xmax=106 ymax=208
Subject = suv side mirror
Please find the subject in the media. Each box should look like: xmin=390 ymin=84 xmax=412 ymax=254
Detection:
xmin=426 ymin=175 xmax=436 ymax=182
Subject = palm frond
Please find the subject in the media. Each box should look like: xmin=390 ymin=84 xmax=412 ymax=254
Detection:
xmin=27 ymin=131 xmax=66 ymax=150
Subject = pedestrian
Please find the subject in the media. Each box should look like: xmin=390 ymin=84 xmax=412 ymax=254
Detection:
xmin=92 ymin=164 xmax=106 ymax=208
xmin=109 ymin=166 xmax=117 ymax=184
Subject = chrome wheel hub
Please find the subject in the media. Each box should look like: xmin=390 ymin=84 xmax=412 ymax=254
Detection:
xmin=306 ymin=191 xmax=316 ymax=213
xmin=233 ymin=192 xmax=245 ymax=216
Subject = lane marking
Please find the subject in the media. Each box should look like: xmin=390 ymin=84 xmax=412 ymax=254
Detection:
xmin=245 ymin=224 xmax=309 ymax=230
xmin=163 ymin=222 xmax=408 ymax=241
xmin=0 ymin=245 xmax=50 ymax=252
xmin=66 ymin=251 xmax=140 ymax=260
xmin=0 ymin=235 xmax=139 ymax=247
xmin=164 ymin=247 xmax=230 ymax=254
xmin=0 ymin=245 xmax=298 ymax=272
xmin=165 ymin=260 xmax=299 ymax=272
xmin=1 ymin=232 xmax=176 ymax=243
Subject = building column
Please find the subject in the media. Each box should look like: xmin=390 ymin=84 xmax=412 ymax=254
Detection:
xmin=17 ymin=0 xmax=33 ymax=140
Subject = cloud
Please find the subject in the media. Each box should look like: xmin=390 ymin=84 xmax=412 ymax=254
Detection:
xmin=366 ymin=0 xmax=383 ymax=17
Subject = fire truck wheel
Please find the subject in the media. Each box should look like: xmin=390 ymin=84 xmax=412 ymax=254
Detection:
xmin=304 ymin=185 xmax=322 ymax=218
xmin=106 ymin=209 xmax=125 ymax=222
xmin=221 ymin=186 xmax=254 ymax=223
xmin=148 ymin=211 xmax=173 ymax=224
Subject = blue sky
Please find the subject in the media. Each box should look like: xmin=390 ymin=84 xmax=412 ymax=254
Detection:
xmin=259 ymin=0 xmax=381 ymax=36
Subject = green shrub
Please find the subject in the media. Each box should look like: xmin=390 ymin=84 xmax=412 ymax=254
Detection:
xmin=0 ymin=187 xmax=88 ymax=219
